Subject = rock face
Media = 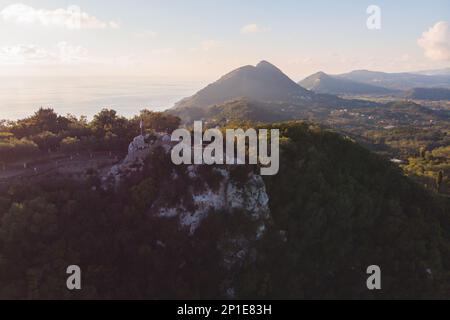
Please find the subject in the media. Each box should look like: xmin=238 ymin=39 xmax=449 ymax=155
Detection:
xmin=103 ymin=133 xmax=272 ymax=296
xmin=104 ymin=133 xmax=271 ymax=235
xmin=103 ymin=133 xmax=173 ymax=187
xmin=157 ymin=166 xmax=270 ymax=235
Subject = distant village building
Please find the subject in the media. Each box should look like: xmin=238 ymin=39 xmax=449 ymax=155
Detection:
xmin=391 ymin=158 xmax=405 ymax=165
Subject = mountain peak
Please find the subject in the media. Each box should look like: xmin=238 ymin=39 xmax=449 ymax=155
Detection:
xmin=172 ymin=60 xmax=313 ymax=112
xmin=307 ymin=71 xmax=329 ymax=79
xmin=315 ymin=71 xmax=328 ymax=76
xmin=299 ymin=70 xmax=396 ymax=95
xmin=256 ymin=60 xmax=281 ymax=71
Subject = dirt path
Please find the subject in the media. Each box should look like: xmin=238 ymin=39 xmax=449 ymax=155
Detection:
xmin=0 ymin=151 xmax=123 ymax=182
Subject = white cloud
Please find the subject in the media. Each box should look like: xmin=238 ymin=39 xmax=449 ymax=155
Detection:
xmin=0 ymin=42 xmax=88 ymax=65
xmin=240 ymin=23 xmax=269 ymax=35
xmin=418 ymin=21 xmax=450 ymax=61
xmin=0 ymin=44 xmax=51 ymax=65
xmin=0 ymin=3 xmax=119 ymax=30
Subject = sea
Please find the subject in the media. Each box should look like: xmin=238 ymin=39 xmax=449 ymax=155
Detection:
xmin=0 ymin=76 xmax=203 ymax=121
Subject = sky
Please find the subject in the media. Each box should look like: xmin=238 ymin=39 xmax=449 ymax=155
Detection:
xmin=0 ymin=0 xmax=450 ymax=82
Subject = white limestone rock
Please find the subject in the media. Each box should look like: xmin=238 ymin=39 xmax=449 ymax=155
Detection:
xmin=102 ymin=133 xmax=173 ymax=188
xmin=104 ymin=133 xmax=272 ymax=239
xmin=155 ymin=167 xmax=271 ymax=236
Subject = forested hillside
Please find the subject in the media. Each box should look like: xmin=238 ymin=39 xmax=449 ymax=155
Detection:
xmin=0 ymin=118 xmax=449 ymax=299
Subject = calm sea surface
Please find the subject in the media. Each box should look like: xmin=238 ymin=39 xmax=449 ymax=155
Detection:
xmin=0 ymin=77 xmax=203 ymax=120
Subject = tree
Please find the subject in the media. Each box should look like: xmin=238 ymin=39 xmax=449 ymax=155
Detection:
xmin=133 ymin=110 xmax=181 ymax=134
xmin=91 ymin=109 xmax=129 ymax=138
xmin=60 ymin=137 xmax=81 ymax=153
xmin=10 ymin=108 xmax=70 ymax=138
xmin=436 ymin=171 xmax=444 ymax=192
xmin=0 ymin=120 xmax=8 ymax=131
xmin=65 ymin=115 xmax=92 ymax=138
xmin=31 ymin=131 xmax=62 ymax=152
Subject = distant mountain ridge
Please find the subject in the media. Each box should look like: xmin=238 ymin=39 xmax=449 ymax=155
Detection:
xmin=414 ymin=68 xmax=450 ymax=76
xmin=298 ymin=68 xmax=450 ymax=96
xmin=299 ymin=71 xmax=397 ymax=96
xmin=336 ymin=70 xmax=450 ymax=91
xmin=169 ymin=61 xmax=450 ymax=126
xmin=170 ymin=61 xmax=375 ymax=123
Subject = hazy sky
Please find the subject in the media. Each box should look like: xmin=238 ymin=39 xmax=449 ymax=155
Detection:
xmin=0 ymin=0 xmax=450 ymax=81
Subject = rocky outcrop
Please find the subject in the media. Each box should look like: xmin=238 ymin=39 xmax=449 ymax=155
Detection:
xmin=156 ymin=166 xmax=270 ymax=235
xmin=103 ymin=133 xmax=271 ymax=236
xmin=102 ymin=133 xmax=273 ymax=297
xmin=102 ymin=133 xmax=173 ymax=187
